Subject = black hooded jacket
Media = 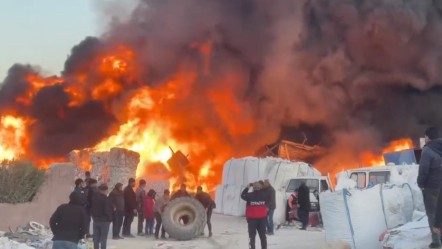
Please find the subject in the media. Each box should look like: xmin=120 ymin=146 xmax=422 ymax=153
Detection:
xmin=50 ymin=193 xmax=87 ymax=243
xmin=418 ymin=138 xmax=442 ymax=189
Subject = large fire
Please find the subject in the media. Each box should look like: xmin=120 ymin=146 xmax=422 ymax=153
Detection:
xmin=0 ymin=41 xmax=417 ymax=192
xmin=362 ymin=139 xmax=414 ymax=166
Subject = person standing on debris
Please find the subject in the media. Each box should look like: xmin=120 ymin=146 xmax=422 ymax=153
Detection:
xmin=418 ymin=126 xmax=442 ymax=248
xmin=91 ymin=183 xmax=113 ymax=249
xmin=195 ymin=186 xmax=216 ymax=237
xmin=241 ymin=182 xmax=267 ymax=249
xmin=109 ymin=183 xmax=125 ymax=240
xmin=154 ymin=189 xmax=170 ymax=239
xmin=123 ymin=178 xmax=137 ymax=238
xmin=50 ymin=192 xmax=87 ymax=249
xmin=263 ymin=180 xmax=276 ymax=235
xmin=297 ymin=182 xmax=311 ymax=230
xmin=171 ymin=184 xmax=191 ymax=200
xmin=136 ymin=179 xmax=147 ymax=236
xmin=86 ymin=179 xmax=98 ymax=238
xmin=144 ymin=189 xmax=156 ymax=236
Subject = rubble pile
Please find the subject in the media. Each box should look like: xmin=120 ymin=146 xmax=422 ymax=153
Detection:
xmin=0 ymin=222 xmax=52 ymax=249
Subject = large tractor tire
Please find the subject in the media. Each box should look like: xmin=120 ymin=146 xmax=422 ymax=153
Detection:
xmin=162 ymin=197 xmax=207 ymax=241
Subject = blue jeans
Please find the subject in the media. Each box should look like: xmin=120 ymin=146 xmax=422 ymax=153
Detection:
xmin=145 ymin=218 xmax=155 ymax=235
xmin=266 ymin=209 xmax=275 ymax=234
xmin=93 ymin=221 xmax=110 ymax=249
xmin=52 ymin=241 xmax=78 ymax=249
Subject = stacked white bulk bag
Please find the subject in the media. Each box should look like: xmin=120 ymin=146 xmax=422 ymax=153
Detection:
xmin=273 ymin=190 xmax=287 ymax=225
xmin=214 ymin=185 xmax=225 ymax=213
xmin=217 ymin=157 xmax=320 ymax=217
xmin=221 ymin=185 xmax=247 ymax=216
xmin=267 ymin=160 xmax=320 ymax=190
xmin=320 ymin=184 xmax=414 ymax=249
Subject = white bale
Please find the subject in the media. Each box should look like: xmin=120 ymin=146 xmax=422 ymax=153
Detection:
xmin=381 ymin=217 xmax=430 ymax=249
xmin=273 ymin=190 xmax=287 ymax=226
xmin=243 ymin=158 xmax=269 ymax=185
xmin=222 ymin=159 xmax=247 ymax=186
xmin=380 ymin=184 xmax=413 ymax=229
xmin=321 ymin=186 xmax=391 ymax=249
xmin=221 ymin=185 xmax=246 ymax=216
xmin=320 ymin=190 xmax=354 ymax=247
xmin=267 ymin=160 xmax=320 ymax=191
xmin=214 ymin=185 xmax=225 ymax=214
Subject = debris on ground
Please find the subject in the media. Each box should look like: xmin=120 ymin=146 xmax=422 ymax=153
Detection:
xmin=0 ymin=222 xmax=52 ymax=249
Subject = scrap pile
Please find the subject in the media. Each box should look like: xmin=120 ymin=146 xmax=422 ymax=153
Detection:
xmin=0 ymin=222 xmax=53 ymax=249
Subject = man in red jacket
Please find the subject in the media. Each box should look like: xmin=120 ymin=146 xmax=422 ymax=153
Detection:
xmin=241 ymin=182 xmax=267 ymax=249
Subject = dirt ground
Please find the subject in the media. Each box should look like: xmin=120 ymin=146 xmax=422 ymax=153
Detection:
xmin=105 ymin=214 xmax=326 ymax=249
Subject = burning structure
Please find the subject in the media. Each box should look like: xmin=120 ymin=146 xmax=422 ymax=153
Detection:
xmin=0 ymin=0 xmax=441 ymax=190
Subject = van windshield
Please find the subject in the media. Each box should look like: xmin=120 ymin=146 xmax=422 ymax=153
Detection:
xmin=286 ymin=179 xmax=319 ymax=193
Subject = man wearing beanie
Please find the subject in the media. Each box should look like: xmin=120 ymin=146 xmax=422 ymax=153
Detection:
xmin=91 ymin=183 xmax=113 ymax=249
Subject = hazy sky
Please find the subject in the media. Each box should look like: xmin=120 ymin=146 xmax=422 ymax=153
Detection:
xmin=0 ymin=0 xmax=98 ymax=80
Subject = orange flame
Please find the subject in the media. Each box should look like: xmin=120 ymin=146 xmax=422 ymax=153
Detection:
xmin=361 ymin=138 xmax=414 ymax=166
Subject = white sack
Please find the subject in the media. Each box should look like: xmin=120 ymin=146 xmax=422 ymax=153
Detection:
xmin=381 ymin=184 xmax=413 ymax=229
xmin=320 ymin=190 xmax=354 ymax=246
xmin=321 ymin=185 xmax=413 ymax=249
xmin=381 ymin=217 xmax=430 ymax=249
xmin=335 ymin=172 xmax=356 ymax=191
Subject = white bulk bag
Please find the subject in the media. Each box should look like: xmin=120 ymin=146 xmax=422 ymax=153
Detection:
xmin=222 ymin=158 xmax=247 ymax=186
xmin=381 ymin=184 xmax=414 ymax=229
xmin=243 ymin=158 xmax=269 ymax=185
xmin=222 ymin=185 xmax=246 ymax=216
xmin=214 ymin=185 xmax=225 ymax=214
xmin=273 ymin=190 xmax=287 ymax=226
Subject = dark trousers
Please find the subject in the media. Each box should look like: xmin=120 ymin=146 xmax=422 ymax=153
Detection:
xmin=52 ymin=241 xmax=78 ymax=249
xmin=93 ymin=221 xmax=110 ymax=249
xmin=86 ymin=212 xmax=91 ymax=235
xmin=423 ymin=188 xmax=441 ymax=245
xmin=154 ymin=212 xmax=165 ymax=238
xmin=145 ymin=218 xmax=155 ymax=235
xmin=112 ymin=210 xmax=124 ymax=238
xmin=266 ymin=209 xmax=275 ymax=234
xmin=206 ymin=208 xmax=213 ymax=233
xmin=138 ymin=211 xmax=144 ymax=234
xmin=123 ymin=212 xmax=135 ymax=236
xmin=247 ymin=218 xmax=267 ymax=249
xmin=298 ymin=208 xmax=309 ymax=229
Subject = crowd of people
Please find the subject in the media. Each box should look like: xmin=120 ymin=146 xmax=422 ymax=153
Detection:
xmin=48 ymin=174 xmax=215 ymax=249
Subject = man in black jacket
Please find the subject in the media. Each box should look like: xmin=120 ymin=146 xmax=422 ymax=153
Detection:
xmin=123 ymin=178 xmax=137 ymax=237
xmin=170 ymin=184 xmax=191 ymax=200
xmin=241 ymin=182 xmax=267 ymax=249
xmin=297 ymin=182 xmax=310 ymax=230
xmin=50 ymin=192 xmax=87 ymax=249
xmin=109 ymin=183 xmax=125 ymax=239
xmin=195 ymin=186 xmax=215 ymax=237
xmin=263 ymin=180 xmax=276 ymax=235
xmin=91 ymin=183 xmax=113 ymax=249
xmin=85 ymin=178 xmax=98 ymax=238
xmin=418 ymin=127 xmax=442 ymax=248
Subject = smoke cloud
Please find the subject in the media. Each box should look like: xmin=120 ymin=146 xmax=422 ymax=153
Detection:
xmin=1 ymin=0 xmax=442 ymax=172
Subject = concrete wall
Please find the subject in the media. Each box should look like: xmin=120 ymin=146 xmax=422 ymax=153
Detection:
xmin=0 ymin=163 xmax=76 ymax=231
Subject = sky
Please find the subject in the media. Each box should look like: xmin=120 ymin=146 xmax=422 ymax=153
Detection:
xmin=0 ymin=0 xmax=98 ymax=80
